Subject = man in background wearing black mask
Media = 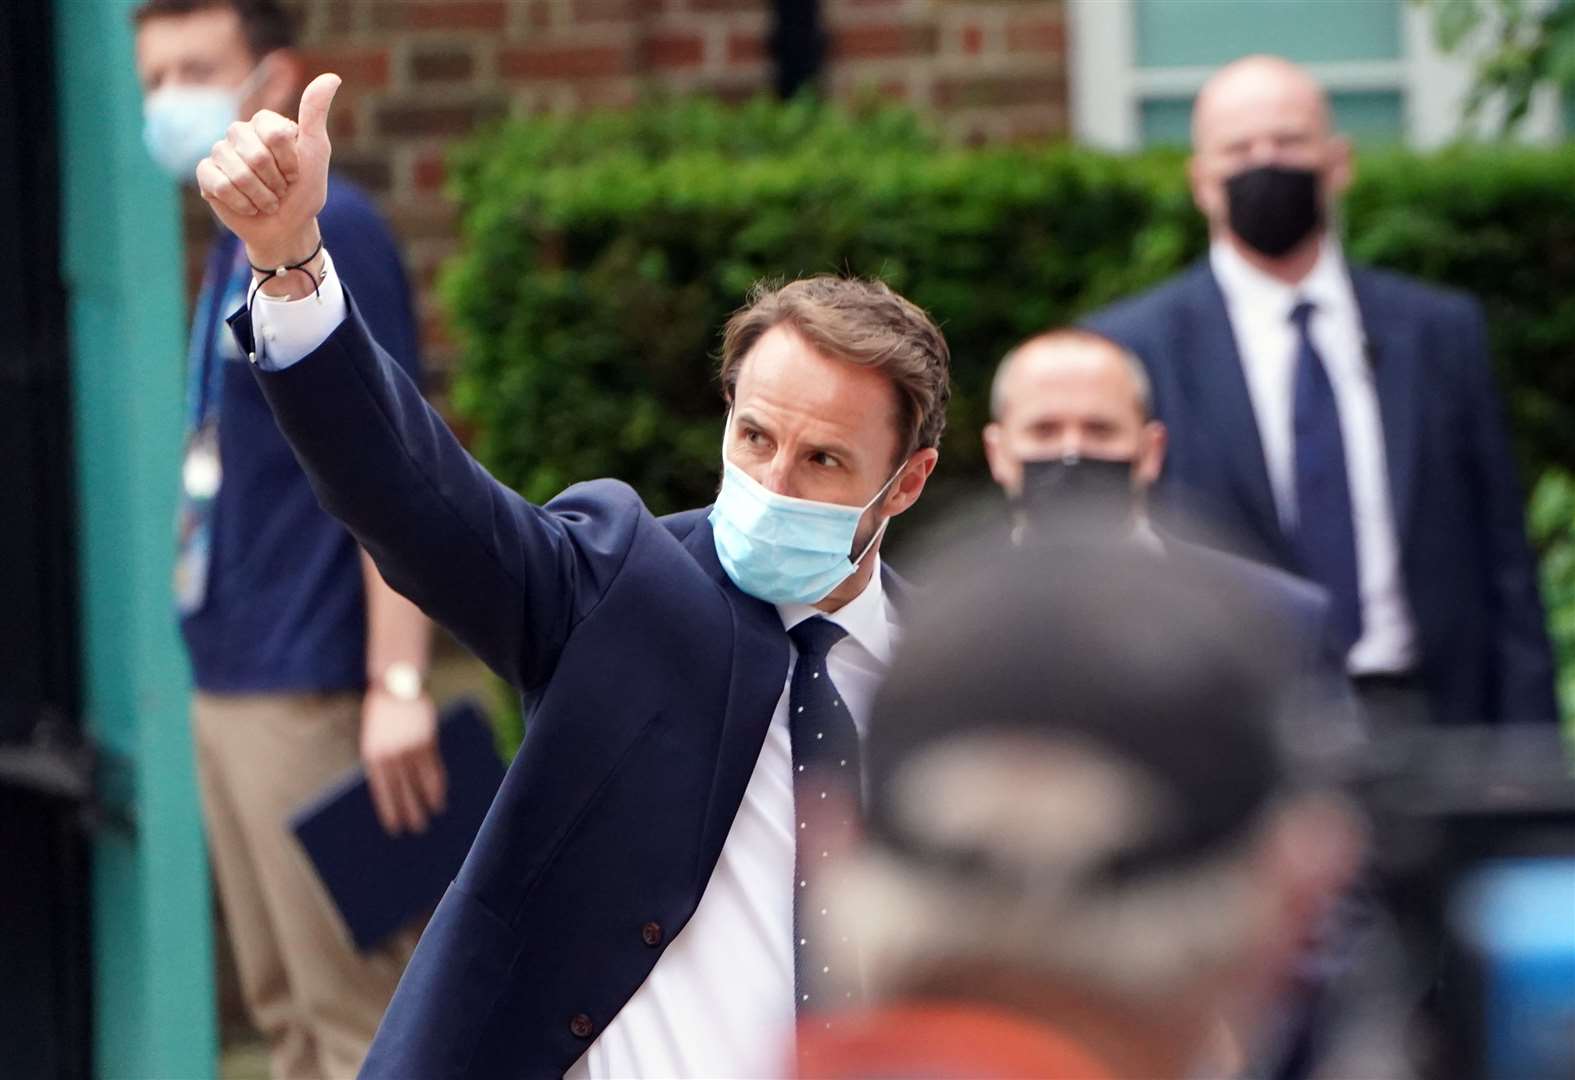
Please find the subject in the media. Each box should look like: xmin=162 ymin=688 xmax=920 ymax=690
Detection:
xmin=983 ymin=329 xmax=1339 ymax=694
xmin=983 ymin=328 xmax=1367 ymax=1078
xmin=983 ymin=329 xmax=1163 ymax=541
xmin=1085 ymin=54 xmax=1557 ymax=732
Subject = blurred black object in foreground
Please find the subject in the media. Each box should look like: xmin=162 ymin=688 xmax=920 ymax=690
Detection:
xmin=818 ymin=523 xmax=1362 ymax=1079
xmin=1340 ymin=724 xmax=1575 ymax=1080
xmin=834 ymin=512 xmax=1572 ymax=1080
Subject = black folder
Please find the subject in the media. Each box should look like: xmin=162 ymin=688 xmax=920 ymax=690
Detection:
xmin=289 ymin=698 xmax=506 ymax=950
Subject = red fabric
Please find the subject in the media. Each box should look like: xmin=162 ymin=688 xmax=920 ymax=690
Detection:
xmin=794 ymin=1002 xmax=1117 ymax=1079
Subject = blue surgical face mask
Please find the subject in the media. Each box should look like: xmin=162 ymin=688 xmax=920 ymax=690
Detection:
xmin=710 ymin=438 xmax=906 ymax=606
xmin=142 ymin=61 xmax=268 ymax=183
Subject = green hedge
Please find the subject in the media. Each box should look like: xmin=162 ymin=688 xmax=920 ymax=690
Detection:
xmin=1531 ymin=469 xmax=1575 ymax=719
xmin=441 ymin=97 xmax=1575 ymax=725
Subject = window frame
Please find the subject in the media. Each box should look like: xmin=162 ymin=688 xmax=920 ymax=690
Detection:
xmin=1065 ymin=0 xmax=1562 ymax=149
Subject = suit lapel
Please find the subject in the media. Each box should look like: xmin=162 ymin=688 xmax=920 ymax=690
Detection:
xmin=1350 ymin=268 xmax=1421 ymax=547
xmin=1183 ymin=265 xmax=1289 ymax=559
xmin=680 ymin=512 xmax=790 ymax=862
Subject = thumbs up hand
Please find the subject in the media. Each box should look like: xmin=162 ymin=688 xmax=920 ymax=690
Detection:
xmin=196 ymin=73 xmax=341 ymax=273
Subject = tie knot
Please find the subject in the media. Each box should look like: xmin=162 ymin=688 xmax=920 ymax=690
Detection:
xmin=789 ymin=616 xmax=848 ymax=660
xmin=1289 ymin=299 xmax=1316 ymax=328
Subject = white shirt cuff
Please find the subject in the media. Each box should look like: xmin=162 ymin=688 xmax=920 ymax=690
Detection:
xmin=247 ymin=249 xmax=348 ymax=372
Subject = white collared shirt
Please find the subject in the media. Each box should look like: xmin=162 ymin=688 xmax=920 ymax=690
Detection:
xmin=248 ymin=277 xmax=897 ymax=1076
xmin=1209 ymin=237 xmax=1417 ymax=675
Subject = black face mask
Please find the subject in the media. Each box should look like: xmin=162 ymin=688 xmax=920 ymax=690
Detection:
xmin=1224 ymin=164 xmax=1324 ymax=258
xmin=1014 ymin=455 xmax=1137 ymax=536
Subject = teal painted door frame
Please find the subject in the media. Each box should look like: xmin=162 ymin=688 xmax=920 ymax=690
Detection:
xmin=55 ymin=1 xmax=217 ymax=1076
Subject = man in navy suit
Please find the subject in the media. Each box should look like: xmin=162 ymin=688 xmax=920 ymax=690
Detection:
xmin=1085 ymin=55 xmax=1557 ymax=729
xmin=195 ymin=74 xmax=951 ymax=1076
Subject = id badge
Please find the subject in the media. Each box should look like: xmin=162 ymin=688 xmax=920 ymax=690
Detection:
xmin=183 ymin=425 xmax=222 ymax=500
xmin=175 ymin=424 xmax=222 ymax=614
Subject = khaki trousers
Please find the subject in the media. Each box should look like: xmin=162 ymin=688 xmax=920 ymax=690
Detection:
xmin=193 ymin=691 xmax=420 ymax=1080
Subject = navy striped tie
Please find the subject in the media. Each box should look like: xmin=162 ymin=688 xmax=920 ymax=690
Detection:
xmin=1290 ymin=300 xmax=1363 ymax=655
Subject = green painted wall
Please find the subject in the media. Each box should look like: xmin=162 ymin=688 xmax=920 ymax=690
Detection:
xmin=1134 ymin=0 xmax=1403 ymax=67
xmin=55 ymin=1 xmax=217 ymax=1076
xmin=1127 ymin=0 xmax=1408 ymax=147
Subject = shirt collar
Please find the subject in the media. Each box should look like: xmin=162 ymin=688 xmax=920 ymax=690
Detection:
xmin=1209 ymin=233 xmax=1351 ymax=323
xmin=778 ymin=556 xmax=893 ymax=666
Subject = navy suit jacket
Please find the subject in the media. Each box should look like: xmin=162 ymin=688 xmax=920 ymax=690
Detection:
xmin=1086 ymin=260 xmax=1557 ymax=726
xmin=234 ymin=296 xmax=911 ymax=1077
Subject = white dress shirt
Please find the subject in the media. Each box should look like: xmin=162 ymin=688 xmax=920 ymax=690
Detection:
xmin=245 ymin=249 xmax=349 ymax=370
xmin=248 ymin=271 xmax=898 ymax=1076
xmin=1209 ymin=238 xmax=1417 ymax=675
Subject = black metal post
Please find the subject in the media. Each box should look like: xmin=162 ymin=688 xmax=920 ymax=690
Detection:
xmin=769 ymin=0 xmax=825 ymax=99
xmin=0 ymin=0 xmax=93 ymax=1076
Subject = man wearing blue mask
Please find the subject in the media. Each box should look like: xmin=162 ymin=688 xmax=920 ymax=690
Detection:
xmin=194 ymin=71 xmax=949 ymax=1077
xmin=133 ymin=4 xmax=436 ymax=1076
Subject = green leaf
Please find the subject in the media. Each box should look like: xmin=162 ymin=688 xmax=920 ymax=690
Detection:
xmin=1433 ymin=0 xmax=1485 ymax=50
xmin=1544 ymin=15 xmax=1575 ymax=85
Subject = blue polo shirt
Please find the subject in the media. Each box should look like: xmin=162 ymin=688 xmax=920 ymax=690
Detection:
xmin=179 ymin=175 xmax=422 ymax=693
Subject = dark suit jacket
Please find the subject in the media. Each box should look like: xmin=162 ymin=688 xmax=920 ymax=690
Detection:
xmin=1086 ymin=260 xmax=1557 ymax=726
xmin=1168 ymin=535 xmax=1330 ymax=665
xmin=233 ymin=296 xmax=910 ymax=1077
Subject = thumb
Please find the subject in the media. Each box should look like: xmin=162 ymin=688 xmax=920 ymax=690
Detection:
xmin=297 ymin=72 xmax=341 ymax=142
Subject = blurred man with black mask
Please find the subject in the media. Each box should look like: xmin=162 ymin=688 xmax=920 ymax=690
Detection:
xmin=984 ymin=328 xmax=1367 ymax=1080
xmin=1086 ymin=55 xmax=1556 ymax=731
xmin=984 ymin=329 xmax=1336 ymax=687
xmin=984 ymin=330 xmax=1164 ymax=542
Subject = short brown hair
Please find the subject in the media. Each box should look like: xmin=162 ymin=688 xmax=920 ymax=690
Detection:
xmin=719 ymin=276 xmax=951 ymax=457
xmin=132 ymin=0 xmax=296 ymax=58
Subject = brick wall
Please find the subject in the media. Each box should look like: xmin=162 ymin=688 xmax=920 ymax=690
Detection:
xmin=187 ymin=0 xmax=1069 ymax=398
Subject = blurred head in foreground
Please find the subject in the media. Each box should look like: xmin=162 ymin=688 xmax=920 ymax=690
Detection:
xmin=810 ymin=531 xmax=1362 ymax=1078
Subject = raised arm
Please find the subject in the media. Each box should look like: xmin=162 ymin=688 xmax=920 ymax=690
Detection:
xmin=198 ymin=74 xmax=640 ymax=690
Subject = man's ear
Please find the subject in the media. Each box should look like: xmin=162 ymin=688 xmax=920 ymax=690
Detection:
xmin=885 ymin=448 xmax=938 ymax=518
xmin=256 ymin=48 xmax=304 ymax=118
xmin=1325 ymin=133 xmax=1355 ymax=200
xmin=1188 ymin=153 xmax=1220 ymax=221
xmin=983 ymin=422 xmax=1016 ymax=492
xmin=1257 ymin=796 xmax=1364 ymax=976
xmin=1137 ymin=420 xmax=1167 ymax=488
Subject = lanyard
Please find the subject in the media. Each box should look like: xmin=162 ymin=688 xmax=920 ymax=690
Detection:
xmin=185 ymin=235 xmax=248 ymax=432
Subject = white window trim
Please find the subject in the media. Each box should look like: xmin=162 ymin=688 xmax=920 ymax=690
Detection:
xmin=1067 ymin=0 xmax=1561 ymax=150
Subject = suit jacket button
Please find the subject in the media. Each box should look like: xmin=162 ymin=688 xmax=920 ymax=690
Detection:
xmin=641 ymin=921 xmax=663 ymax=947
xmin=570 ymin=1013 xmax=594 ymax=1039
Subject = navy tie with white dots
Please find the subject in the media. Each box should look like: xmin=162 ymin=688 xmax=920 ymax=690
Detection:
xmin=786 ymin=616 xmax=862 ymax=1021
